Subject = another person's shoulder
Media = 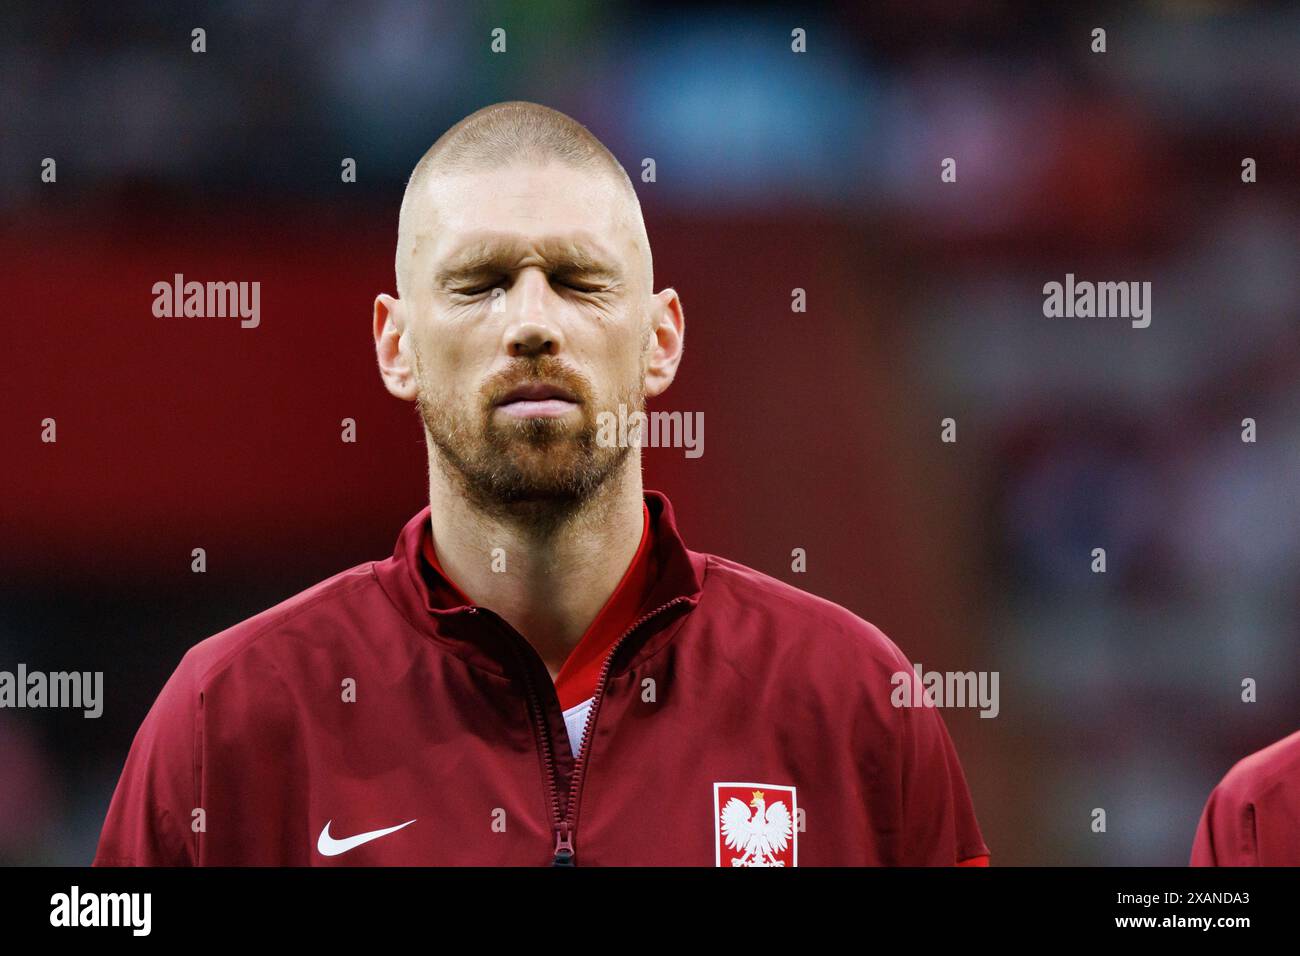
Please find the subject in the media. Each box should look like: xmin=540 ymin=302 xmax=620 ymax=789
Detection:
xmin=1192 ymin=729 xmax=1300 ymax=865
xmin=1210 ymin=730 xmax=1300 ymax=806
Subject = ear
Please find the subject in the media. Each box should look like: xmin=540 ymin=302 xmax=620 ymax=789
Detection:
xmin=374 ymin=293 xmax=418 ymax=401
xmin=643 ymin=287 xmax=685 ymax=400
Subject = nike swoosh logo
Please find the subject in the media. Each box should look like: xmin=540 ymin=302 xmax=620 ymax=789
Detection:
xmin=317 ymin=818 xmax=417 ymax=856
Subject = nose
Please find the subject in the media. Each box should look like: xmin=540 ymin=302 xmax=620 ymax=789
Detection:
xmin=503 ymin=268 xmax=564 ymax=358
xmin=507 ymin=322 xmax=559 ymax=358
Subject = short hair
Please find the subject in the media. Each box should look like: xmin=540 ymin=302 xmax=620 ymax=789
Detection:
xmin=396 ymin=101 xmax=648 ymax=297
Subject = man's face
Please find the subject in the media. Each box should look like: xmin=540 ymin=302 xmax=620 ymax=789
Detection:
xmin=401 ymin=162 xmax=652 ymax=512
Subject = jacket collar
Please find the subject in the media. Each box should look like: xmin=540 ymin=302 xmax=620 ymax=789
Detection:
xmin=373 ymin=489 xmax=707 ymax=679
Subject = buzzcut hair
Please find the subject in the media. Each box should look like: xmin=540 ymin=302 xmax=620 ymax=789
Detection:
xmin=396 ymin=101 xmax=648 ymax=298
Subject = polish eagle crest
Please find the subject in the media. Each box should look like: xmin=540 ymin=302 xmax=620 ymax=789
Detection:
xmin=717 ymin=787 xmax=795 ymax=866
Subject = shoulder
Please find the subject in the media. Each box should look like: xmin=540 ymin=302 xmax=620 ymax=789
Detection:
xmin=696 ymin=552 xmax=912 ymax=676
xmin=1193 ymin=730 xmax=1300 ymax=865
xmin=1210 ymin=730 xmax=1300 ymax=808
xmin=173 ymin=561 xmax=381 ymax=692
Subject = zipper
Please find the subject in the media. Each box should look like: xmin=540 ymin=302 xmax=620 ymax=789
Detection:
xmin=557 ymin=596 xmax=692 ymax=864
xmin=552 ymin=822 xmax=574 ymax=866
xmin=475 ymin=596 xmax=693 ymax=866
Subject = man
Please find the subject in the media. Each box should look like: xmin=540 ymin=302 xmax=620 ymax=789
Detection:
xmin=94 ymin=101 xmax=990 ymax=866
xmin=1190 ymin=729 xmax=1300 ymax=866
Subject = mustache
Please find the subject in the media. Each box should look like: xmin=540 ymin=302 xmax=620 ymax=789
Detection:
xmin=482 ymin=357 xmax=595 ymax=408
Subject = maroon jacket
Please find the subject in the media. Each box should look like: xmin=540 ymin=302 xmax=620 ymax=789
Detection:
xmin=1190 ymin=729 xmax=1300 ymax=866
xmin=94 ymin=490 xmax=990 ymax=866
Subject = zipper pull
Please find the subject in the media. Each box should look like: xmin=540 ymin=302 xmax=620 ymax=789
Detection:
xmin=552 ymin=826 xmax=575 ymax=867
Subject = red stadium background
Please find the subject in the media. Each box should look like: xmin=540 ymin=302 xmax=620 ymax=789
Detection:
xmin=3 ymin=0 xmax=1300 ymax=866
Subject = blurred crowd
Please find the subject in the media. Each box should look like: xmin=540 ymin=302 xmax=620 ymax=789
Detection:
xmin=3 ymin=0 xmax=1299 ymax=865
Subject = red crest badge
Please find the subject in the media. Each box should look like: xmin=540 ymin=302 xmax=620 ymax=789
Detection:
xmin=713 ymin=781 xmax=798 ymax=867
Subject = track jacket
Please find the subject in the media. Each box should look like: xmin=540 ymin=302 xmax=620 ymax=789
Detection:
xmin=94 ymin=490 xmax=990 ymax=867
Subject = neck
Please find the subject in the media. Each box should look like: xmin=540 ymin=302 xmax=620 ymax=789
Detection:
xmin=425 ymin=447 xmax=646 ymax=675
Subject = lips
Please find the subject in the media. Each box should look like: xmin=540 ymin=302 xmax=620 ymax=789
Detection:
xmin=491 ymin=380 xmax=582 ymax=420
xmin=495 ymin=382 xmax=579 ymax=406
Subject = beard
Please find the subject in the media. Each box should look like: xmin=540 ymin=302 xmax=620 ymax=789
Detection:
xmin=416 ymin=351 xmax=642 ymax=525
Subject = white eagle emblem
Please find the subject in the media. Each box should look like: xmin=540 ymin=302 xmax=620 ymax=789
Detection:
xmin=716 ymin=785 xmax=796 ymax=867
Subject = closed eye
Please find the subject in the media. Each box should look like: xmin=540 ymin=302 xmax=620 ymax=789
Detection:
xmin=450 ymin=281 xmax=502 ymax=297
xmin=448 ymin=275 xmax=610 ymax=297
xmin=556 ymin=279 xmax=602 ymax=293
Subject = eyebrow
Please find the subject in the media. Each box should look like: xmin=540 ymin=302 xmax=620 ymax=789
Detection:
xmin=433 ymin=235 xmax=624 ymax=287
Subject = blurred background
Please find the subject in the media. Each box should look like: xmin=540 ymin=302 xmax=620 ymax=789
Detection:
xmin=2 ymin=0 xmax=1299 ymax=865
